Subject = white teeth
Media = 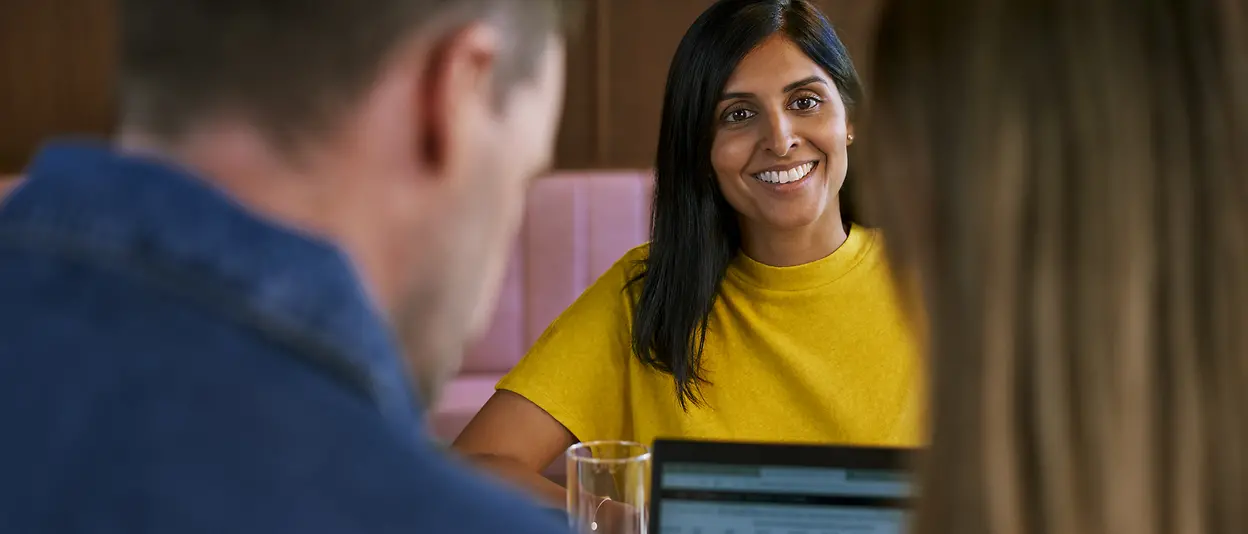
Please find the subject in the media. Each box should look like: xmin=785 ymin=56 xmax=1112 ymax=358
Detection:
xmin=753 ymin=162 xmax=813 ymax=184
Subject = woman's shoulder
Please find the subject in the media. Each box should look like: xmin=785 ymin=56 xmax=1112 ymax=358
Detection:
xmin=605 ymin=243 xmax=651 ymax=282
xmin=849 ymin=224 xmax=893 ymax=270
xmin=618 ymin=242 xmax=651 ymax=264
xmin=561 ymin=243 xmax=650 ymax=312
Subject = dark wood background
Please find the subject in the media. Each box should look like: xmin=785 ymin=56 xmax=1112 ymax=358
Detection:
xmin=0 ymin=0 xmax=880 ymax=176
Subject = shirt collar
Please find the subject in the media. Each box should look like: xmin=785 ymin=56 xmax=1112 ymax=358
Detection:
xmin=5 ymin=141 xmax=424 ymax=429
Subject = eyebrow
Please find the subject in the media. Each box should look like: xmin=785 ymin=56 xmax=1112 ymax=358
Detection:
xmin=720 ymin=76 xmax=829 ymax=101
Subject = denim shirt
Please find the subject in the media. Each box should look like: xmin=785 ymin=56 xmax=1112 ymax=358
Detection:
xmin=0 ymin=142 xmax=567 ymax=534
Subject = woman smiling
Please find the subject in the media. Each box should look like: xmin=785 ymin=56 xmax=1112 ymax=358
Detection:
xmin=453 ymin=0 xmax=921 ymax=508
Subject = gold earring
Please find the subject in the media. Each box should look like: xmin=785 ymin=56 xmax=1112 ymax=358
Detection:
xmin=848 ymin=134 xmax=855 ymax=143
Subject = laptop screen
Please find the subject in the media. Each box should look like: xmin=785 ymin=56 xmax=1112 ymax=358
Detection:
xmin=654 ymin=461 xmax=912 ymax=534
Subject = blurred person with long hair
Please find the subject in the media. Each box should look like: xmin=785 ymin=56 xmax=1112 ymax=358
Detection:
xmin=454 ymin=0 xmax=921 ymax=511
xmin=863 ymin=0 xmax=1248 ymax=532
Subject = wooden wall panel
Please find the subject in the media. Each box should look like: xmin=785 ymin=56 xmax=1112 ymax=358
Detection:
xmin=552 ymin=0 xmax=603 ymax=170
xmin=597 ymin=0 xmax=714 ymax=169
xmin=0 ymin=0 xmax=117 ymax=175
xmin=0 ymin=0 xmax=879 ymax=174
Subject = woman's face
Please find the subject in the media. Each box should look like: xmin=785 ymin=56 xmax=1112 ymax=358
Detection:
xmin=710 ymin=35 xmax=853 ymax=236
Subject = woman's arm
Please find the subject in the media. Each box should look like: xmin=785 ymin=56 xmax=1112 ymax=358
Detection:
xmin=452 ymin=390 xmax=577 ymax=507
xmin=454 ymin=248 xmax=646 ymax=510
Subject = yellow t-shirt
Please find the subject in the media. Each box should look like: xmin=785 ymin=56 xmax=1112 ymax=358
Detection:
xmin=497 ymin=224 xmax=922 ymax=448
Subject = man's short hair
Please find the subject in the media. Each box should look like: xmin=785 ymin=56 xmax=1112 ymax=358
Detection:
xmin=120 ymin=0 xmax=581 ymax=144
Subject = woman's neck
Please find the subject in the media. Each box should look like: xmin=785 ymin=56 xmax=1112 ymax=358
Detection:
xmin=739 ymin=216 xmax=850 ymax=267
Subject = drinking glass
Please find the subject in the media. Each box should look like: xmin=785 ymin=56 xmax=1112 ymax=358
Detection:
xmin=566 ymin=441 xmax=651 ymax=534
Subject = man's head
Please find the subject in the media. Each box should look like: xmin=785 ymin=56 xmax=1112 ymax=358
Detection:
xmin=119 ymin=0 xmax=577 ymax=405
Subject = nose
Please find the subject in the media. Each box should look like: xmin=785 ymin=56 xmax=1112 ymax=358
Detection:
xmin=763 ymin=113 xmax=800 ymax=157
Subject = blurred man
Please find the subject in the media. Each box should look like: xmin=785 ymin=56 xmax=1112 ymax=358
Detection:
xmin=0 ymin=0 xmax=574 ymax=532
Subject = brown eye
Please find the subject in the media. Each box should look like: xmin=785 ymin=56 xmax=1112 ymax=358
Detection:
xmin=790 ymin=96 xmax=822 ymax=111
xmin=724 ymin=108 xmax=756 ymax=123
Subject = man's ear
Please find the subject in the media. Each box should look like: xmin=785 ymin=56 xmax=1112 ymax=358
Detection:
xmin=417 ymin=23 xmax=502 ymax=176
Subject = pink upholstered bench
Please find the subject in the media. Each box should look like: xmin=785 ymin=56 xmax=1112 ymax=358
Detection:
xmin=432 ymin=170 xmax=654 ymax=442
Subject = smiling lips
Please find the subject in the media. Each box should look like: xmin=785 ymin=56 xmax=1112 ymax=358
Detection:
xmin=751 ymin=161 xmax=817 ymax=185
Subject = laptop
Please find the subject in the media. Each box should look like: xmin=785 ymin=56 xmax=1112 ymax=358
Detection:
xmin=649 ymin=439 xmax=916 ymax=534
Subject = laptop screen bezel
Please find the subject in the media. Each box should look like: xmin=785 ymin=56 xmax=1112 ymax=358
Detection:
xmin=648 ymin=439 xmax=917 ymax=533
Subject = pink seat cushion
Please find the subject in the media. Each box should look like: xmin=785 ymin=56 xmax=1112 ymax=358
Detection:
xmin=432 ymin=171 xmax=653 ymax=451
xmin=456 ymin=171 xmax=653 ymax=376
xmin=431 ymin=373 xmax=505 ymax=442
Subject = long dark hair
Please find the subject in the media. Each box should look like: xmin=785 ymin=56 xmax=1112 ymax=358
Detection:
xmin=630 ymin=0 xmax=864 ymax=408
